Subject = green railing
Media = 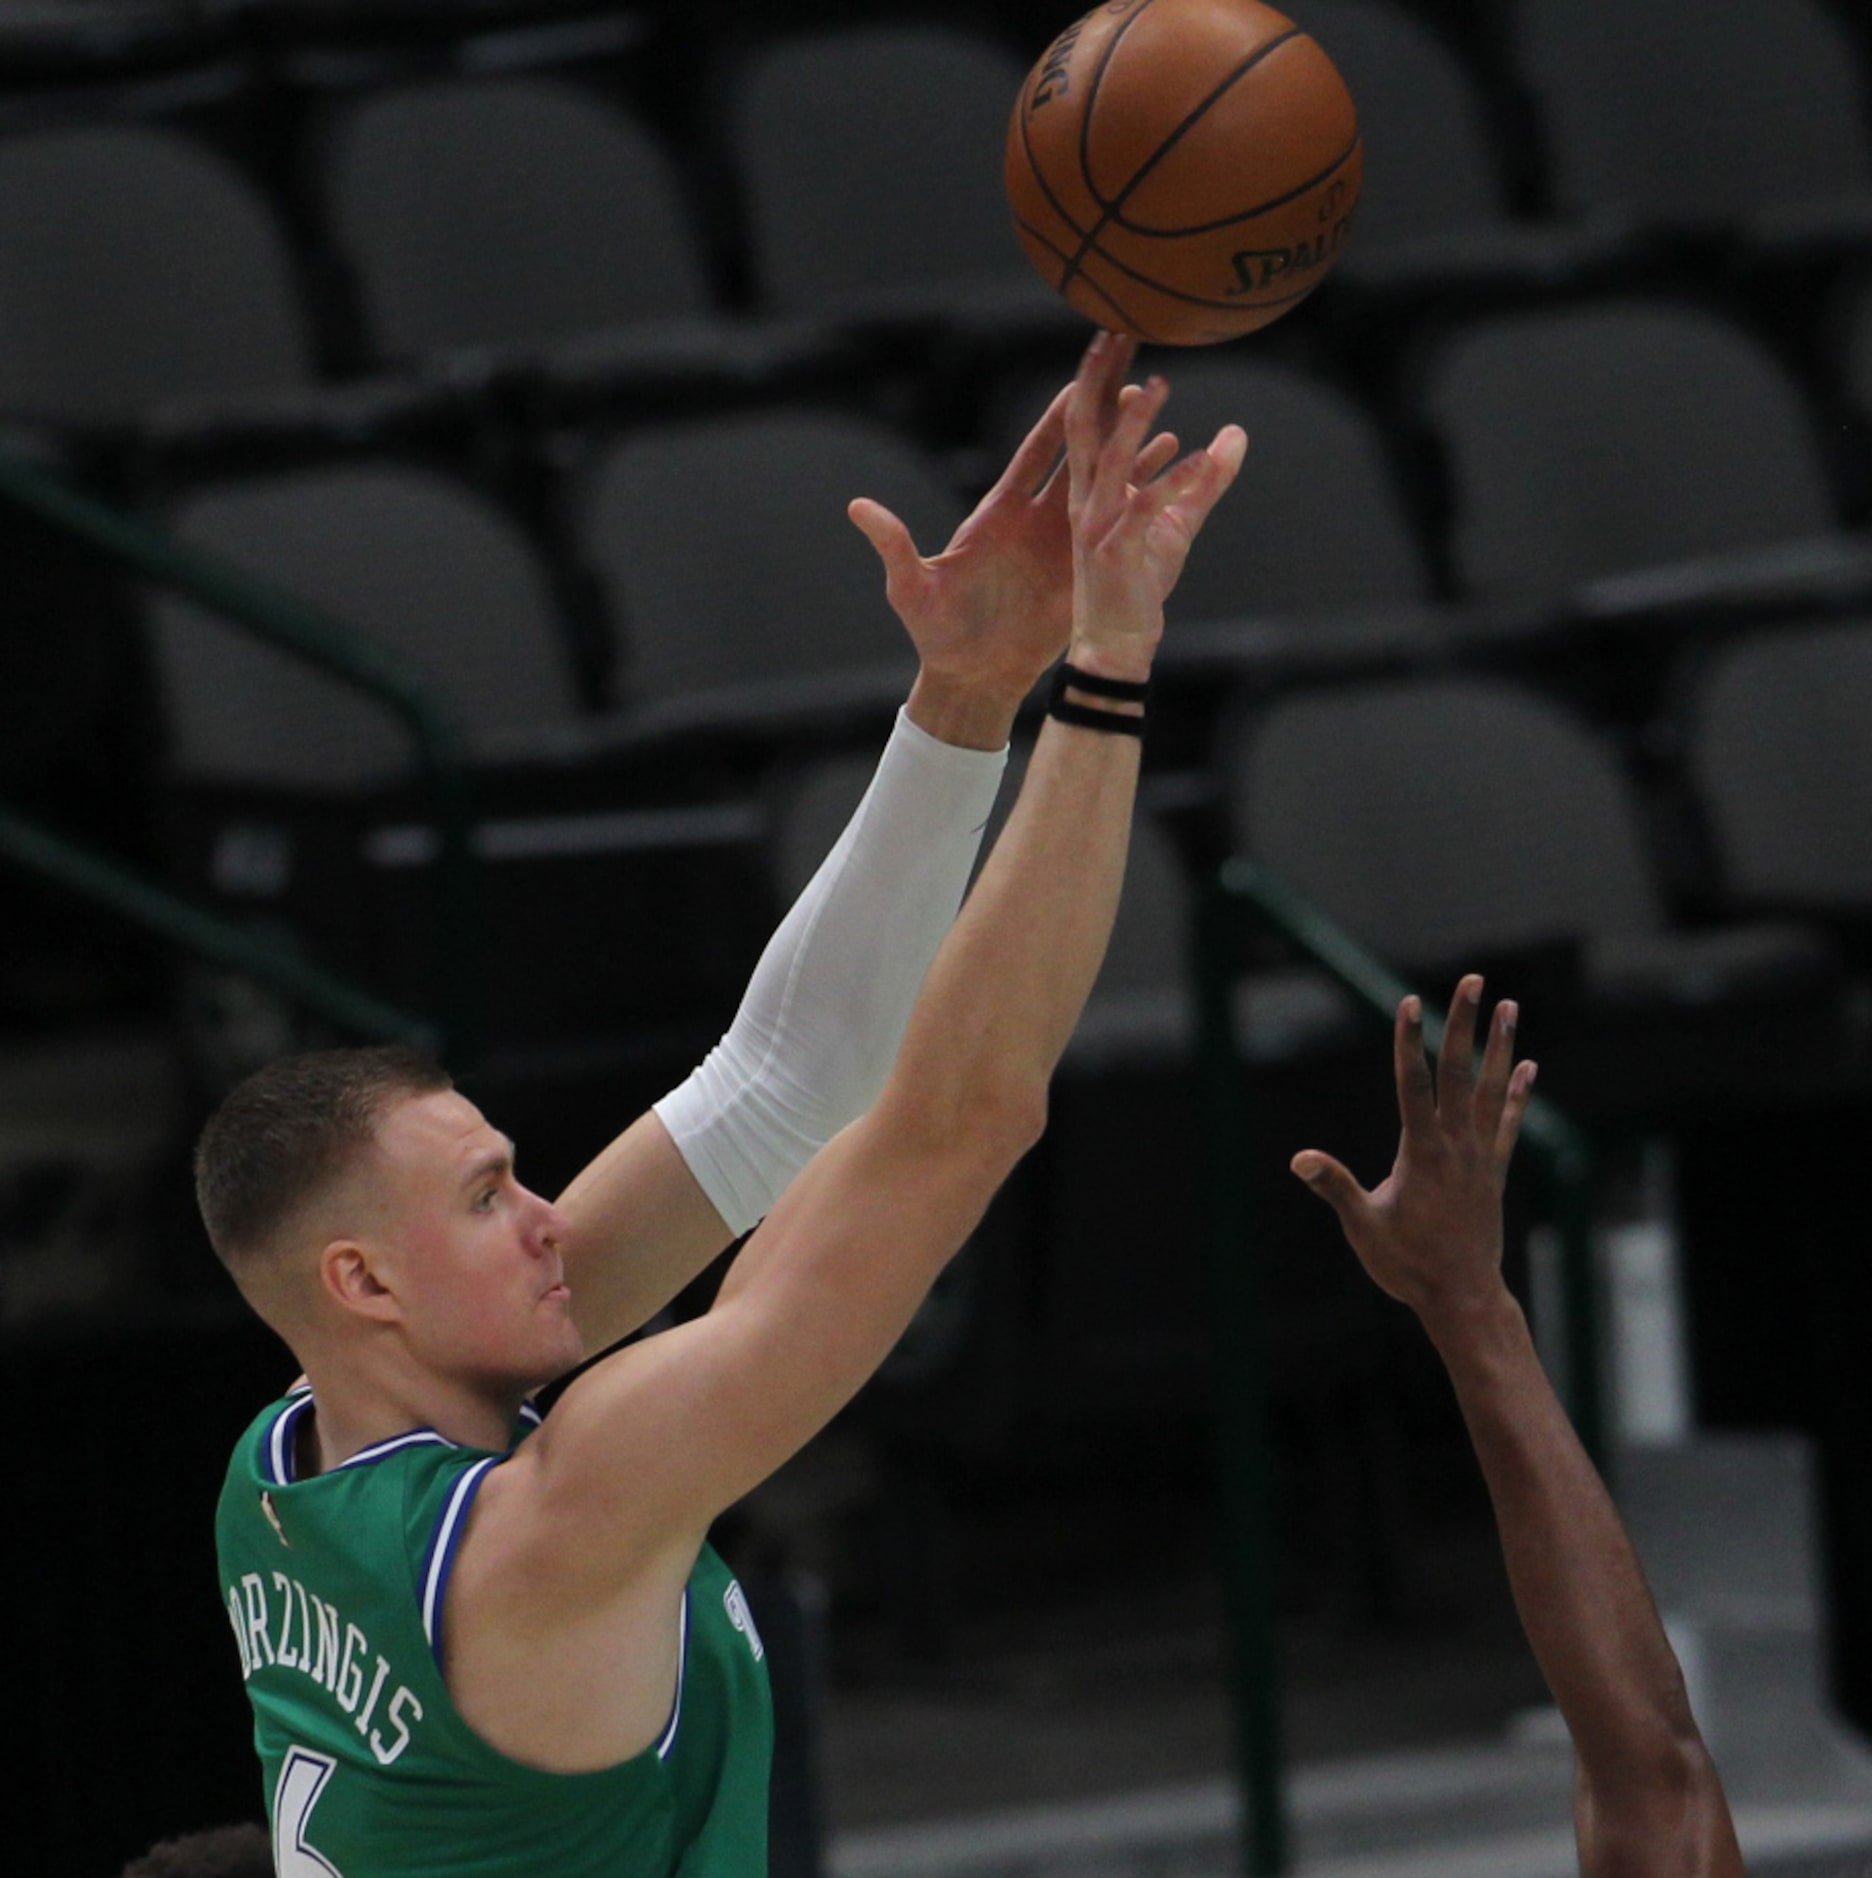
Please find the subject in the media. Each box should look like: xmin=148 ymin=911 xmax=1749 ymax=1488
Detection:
xmin=0 ymin=799 xmax=432 ymax=1047
xmin=1193 ymin=856 xmax=1605 ymax=1877
xmin=0 ymin=451 xmax=480 ymax=1060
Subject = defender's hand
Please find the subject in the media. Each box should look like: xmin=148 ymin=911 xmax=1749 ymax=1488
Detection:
xmin=1065 ymin=331 xmax=1246 ymax=681
xmin=1291 ymin=976 xmax=1537 ymax=1334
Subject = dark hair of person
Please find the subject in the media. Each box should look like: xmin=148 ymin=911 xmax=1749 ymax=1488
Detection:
xmin=121 ymin=1822 xmax=274 ymax=1878
xmin=194 ymin=1043 xmax=452 ymax=1268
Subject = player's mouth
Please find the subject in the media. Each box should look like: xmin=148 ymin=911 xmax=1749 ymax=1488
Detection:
xmin=540 ymin=1281 xmax=571 ymax=1304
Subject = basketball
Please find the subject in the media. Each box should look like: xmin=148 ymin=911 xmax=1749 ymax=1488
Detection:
xmin=1005 ymin=0 xmax=1361 ymax=345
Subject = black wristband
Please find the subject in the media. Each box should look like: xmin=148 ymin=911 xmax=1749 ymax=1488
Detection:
xmin=1048 ymin=696 xmax=1146 ymax=737
xmin=1046 ymin=659 xmax=1149 ymax=737
xmin=1054 ymin=660 xmax=1151 ymax=704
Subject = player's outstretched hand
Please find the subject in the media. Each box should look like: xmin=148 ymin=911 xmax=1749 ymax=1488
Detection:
xmin=1065 ymin=330 xmax=1247 ymax=681
xmin=847 ymin=333 xmax=1205 ymax=712
xmin=1291 ymin=975 xmax=1537 ymax=1335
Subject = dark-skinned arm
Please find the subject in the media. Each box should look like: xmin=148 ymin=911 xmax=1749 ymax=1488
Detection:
xmin=1293 ymin=979 xmax=1746 ymax=1878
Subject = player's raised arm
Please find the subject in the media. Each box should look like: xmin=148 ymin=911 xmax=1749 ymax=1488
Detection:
xmin=1293 ymin=980 xmax=1746 ymax=1878
xmin=545 ymin=372 xmax=1183 ymax=1356
xmin=453 ymin=334 xmax=1244 ymax=1752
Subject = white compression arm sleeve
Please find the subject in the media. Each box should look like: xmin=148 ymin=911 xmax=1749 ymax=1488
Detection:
xmin=654 ymin=707 xmax=1008 ymax=1234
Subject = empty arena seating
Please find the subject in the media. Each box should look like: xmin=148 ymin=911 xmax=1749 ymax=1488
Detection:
xmin=1415 ymin=297 xmax=1847 ymax=603
xmin=575 ymin=405 xmax=954 ymax=729
xmin=0 ymin=122 xmax=312 ymax=429
xmin=1508 ymin=0 xmax=1872 ymax=240
xmin=318 ymin=75 xmax=716 ymax=367
xmin=1222 ymin=672 xmax=1847 ymax=1118
xmin=726 ymin=22 xmax=1071 ymax=335
xmin=1686 ymin=616 xmax=1872 ymax=932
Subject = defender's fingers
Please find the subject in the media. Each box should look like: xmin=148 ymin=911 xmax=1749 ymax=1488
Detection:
xmin=1435 ymin=974 xmax=1485 ymax=1124
xmin=1394 ymin=995 xmax=1437 ymax=1140
xmin=1291 ymin=1150 xmax=1374 ymax=1236
xmin=1473 ymin=998 xmax=1518 ymax=1144
xmin=1495 ymin=1060 xmax=1537 ymax=1169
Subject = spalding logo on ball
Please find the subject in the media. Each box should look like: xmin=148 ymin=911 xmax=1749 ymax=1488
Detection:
xmin=1006 ymin=0 xmax=1361 ymax=344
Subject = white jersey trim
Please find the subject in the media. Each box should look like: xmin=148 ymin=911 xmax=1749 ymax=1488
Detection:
xmin=655 ymin=1591 xmax=691 ymax=1762
xmin=421 ymin=1456 xmax=499 ymax=1655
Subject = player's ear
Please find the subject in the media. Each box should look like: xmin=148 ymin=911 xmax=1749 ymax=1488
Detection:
xmin=319 ymin=1237 xmax=401 ymax=1324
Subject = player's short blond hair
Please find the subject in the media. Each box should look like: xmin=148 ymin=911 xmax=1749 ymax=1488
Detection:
xmin=193 ymin=1045 xmax=450 ymax=1270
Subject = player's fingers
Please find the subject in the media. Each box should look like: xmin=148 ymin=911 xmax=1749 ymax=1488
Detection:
xmin=1394 ymin=994 xmax=1437 ymax=1140
xmin=1473 ymin=998 xmax=1518 ymax=1144
xmin=1435 ymin=974 xmax=1484 ymax=1126
xmin=1495 ymin=1060 xmax=1537 ymax=1170
xmin=1000 ymin=384 xmax=1073 ymax=500
xmin=847 ymin=499 xmax=923 ymax=593
xmin=1066 ymin=332 xmax=1121 ymax=493
xmin=1133 ymin=429 xmax=1180 ymax=484
xmin=1104 ymin=376 xmax=1170 ymax=477
xmin=1291 ymin=1150 xmax=1373 ymax=1236
xmin=1145 ymin=424 xmax=1247 ymax=532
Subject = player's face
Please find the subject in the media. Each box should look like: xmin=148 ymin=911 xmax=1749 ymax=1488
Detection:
xmin=369 ymin=1090 xmax=583 ymax=1390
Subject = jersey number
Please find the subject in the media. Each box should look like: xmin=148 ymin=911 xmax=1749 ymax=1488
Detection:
xmin=274 ymin=1746 xmax=345 ymax=1878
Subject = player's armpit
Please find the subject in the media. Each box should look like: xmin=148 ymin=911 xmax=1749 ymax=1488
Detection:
xmin=551 ymin=1110 xmax=739 ymax=1352
xmin=479 ymin=1091 xmax=1033 ymax=1611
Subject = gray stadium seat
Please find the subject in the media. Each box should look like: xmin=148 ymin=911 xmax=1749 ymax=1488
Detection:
xmin=1418 ymin=299 xmax=1840 ymax=601
xmin=578 ymin=407 xmax=962 ymax=725
xmin=146 ymin=462 xmax=769 ymax=1063
xmin=1230 ymin=675 xmax=1663 ymax=970
xmin=150 ymin=464 xmax=579 ymax=787
xmin=1509 ymin=0 xmax=1872 ymax=230
xmin=1221 ymin=673 xmax=1842 ymax=1120
xmin=991 ymin=355 xmax=1430 ymax=632
xmin=1300 ymin=0 xmax=1506 ymax=255
xmin=320 ymin=76 xmax=713 ymax=367
xmin=1688 ymin=617 xmax=1872 ymax=915
xmin=0 ymin=124 xmax=311 ymax=426
xmin=730 ymin=24 xmax=1058 ymax=325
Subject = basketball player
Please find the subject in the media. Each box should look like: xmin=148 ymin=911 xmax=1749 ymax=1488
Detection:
xmin=1294 ymin=977 xmax=1746 ymax=1876
xmin=201 ymin=331 xmax=1246 ymax=1876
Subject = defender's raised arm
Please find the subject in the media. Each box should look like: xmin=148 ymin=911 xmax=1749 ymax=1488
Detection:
xmin=1294 ymin=981 xmax=1745 ymax=1878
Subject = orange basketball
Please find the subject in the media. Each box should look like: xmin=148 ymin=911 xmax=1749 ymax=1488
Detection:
xmin=1005 ymin=0 xmax=1361 ymax=345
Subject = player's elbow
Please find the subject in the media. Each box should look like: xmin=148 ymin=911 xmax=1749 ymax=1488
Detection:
xmin=968 ymin=1071 xmax=1050 ymax=1162
xmin=1578 ymin=1731 xmax=1733 ymax=1878
xmin=899 ymin=1066 xmax=1049 ymax=1170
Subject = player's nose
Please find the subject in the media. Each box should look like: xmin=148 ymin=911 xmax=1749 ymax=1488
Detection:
xmin=528 ymin=1190 xmax=573 ymax=1255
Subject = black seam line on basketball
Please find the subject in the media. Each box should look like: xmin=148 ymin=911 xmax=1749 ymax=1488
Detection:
xmin=1060 ymin=24 xmax=1306 ymax=297
xmin=1102 ymin=129 xmax=1362 ymax=239
xmin=1012 ymin=213 xmax=1163 ymax=340
xmin=1019 ymin=102 xmax=1096 ymax=280
xmin=1015 ymin=11 xmax=1141 ymax=268
xmin=1050 ymin=0 xmax=1174 ymax=294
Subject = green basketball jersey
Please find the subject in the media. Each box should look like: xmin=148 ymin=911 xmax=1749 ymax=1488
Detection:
xmin=215 ymin=1387 xmax=773 ymax=1876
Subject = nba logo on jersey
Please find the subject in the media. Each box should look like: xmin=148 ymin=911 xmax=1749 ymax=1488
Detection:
xmin=723 ymin=1582 xmax=764 ymax=1662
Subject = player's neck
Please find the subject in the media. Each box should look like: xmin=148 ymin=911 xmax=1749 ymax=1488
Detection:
xmin=296 ymin=1354 xmax=524 ymax=1473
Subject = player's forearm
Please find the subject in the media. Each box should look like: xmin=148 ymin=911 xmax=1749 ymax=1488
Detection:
xmin=882 ymin=701 xmax=1140 ymax=1143
xmin=653 ymin=706 xmax=1008 ymax=1237
xmin=1426 ymin=1291 xmax=1710 ymax=1786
